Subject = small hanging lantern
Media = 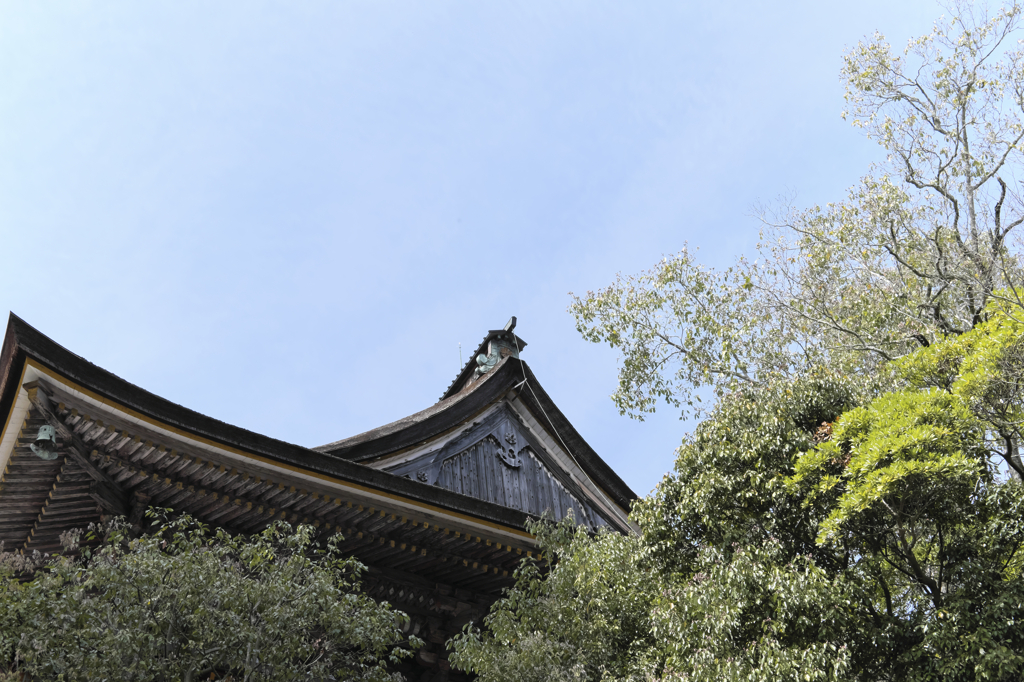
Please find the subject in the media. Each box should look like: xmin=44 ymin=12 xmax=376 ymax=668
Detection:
xmin=29 ymin=424 xmax=59 ymax=460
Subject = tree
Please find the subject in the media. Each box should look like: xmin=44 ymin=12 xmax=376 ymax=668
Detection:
xmin=642 ymin=354 xmax=1024 ymax=681
xmin=449 ymin=4 xmax=1024 ymax=681
xmin=448 ymin=518 xmax=662 ymax=682
xmin=898 ymin=296 xmax=1024 ymax=476
xmin=570 ymin=1 xmax=1024 ymax=421
xmin=0 ymin=513 xmax=419 ymax=682
xmin=784 ymin=312 xmax=1024 ymax=679
xmin=635 ymin=373 xmax=868 ymax=681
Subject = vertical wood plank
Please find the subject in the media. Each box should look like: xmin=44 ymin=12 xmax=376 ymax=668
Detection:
xmin=519 ymin=463 xmax=530 ymax=513
xmin=521 ymin=463 xmax=532 ymax=514
xmin=519 ymin=456 xmax=530 ymax=515
xmin=537 ymin=464 xmax=550 ymax=517
xmin=477 ymin=441 xmax=487 ymax=501
xmin=480 ymin=442 xmax=492 ymax=504
xmin=489 ymin=445 xmax=502 ymax=506
xmin=525 ymin=456 xmax=537 ymax=516
xmin=501 ymin=452 xmax=513 ymax=507
xmin=545 ymin=472 xmax=557 ymax=519
xmin=513 ymin=464 xmax=524 ymax=514
xmin=484 ymin=440 xmax=497 ymax=506
xmin=479 ymin=444 xmax=488 ymax=500
xmin=531 ymin=457 xmax=544 ymax=517
xmin=510 ymin=461 xmax=522 ymax=511
xmin=471 ymin=444 xmax=481 ymax=499
xmin=460 ymin=450 xmax=468 ymax=493
xmin=555 ymin=485 xmax=567 ymax=521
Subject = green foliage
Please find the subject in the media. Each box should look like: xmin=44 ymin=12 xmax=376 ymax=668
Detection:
xmin=637 ymin=373 xmax=866 ymax=681
xmin=635 ymin=372 xmax=862 ymax=577
xmin=0 ymin=513 xmax=419 ymax=682
xmin=902 ymin=483 xmax=1024 ymax=681
xmin=449 ymin=517 xmax=662 ymax=682
xmin=651 ymin=367 xmax=1024 ymax=681
xmin=793 ymin=389 xmax=986 ymax=546
xmin=458 ymin=361 xmax=1024 ymax=681
xmin=571 ymin=1 xmax=1024 ymax=420
xmin=651 ymin=542 xmax=856 ymax=682
xmin=897 ymin=301 xmax=1024 ymax=477
xmin=555 ymin=8 xmax=1024 ymax=673
xmin=568 ymin=249 xmax=784 ymax=419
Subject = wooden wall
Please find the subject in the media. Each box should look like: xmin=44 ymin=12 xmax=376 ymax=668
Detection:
xmin=436 ymin=436 xmax=607 ymax=529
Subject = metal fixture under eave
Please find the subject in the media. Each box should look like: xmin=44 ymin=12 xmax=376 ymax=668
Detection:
xmin=29 ymin=424 xmax=60 ymax=460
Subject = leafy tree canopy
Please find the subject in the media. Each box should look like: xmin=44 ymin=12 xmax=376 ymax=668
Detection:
xmin=0 ymin=514 xmax=419 ymax=682
xmin=449 ymin=518 xmax=661 ymax=682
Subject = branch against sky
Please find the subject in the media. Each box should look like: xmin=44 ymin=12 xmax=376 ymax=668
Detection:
xmin=572 ymin=0 xmax=1024 ymax=420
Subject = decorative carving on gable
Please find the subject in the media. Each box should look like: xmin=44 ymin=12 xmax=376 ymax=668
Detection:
xmin=494 ymin=431 xmax=524 ymax=468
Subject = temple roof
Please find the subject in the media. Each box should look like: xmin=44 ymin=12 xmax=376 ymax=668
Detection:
xmin=0 ymin=313 xmax=636 ymax=595
xmin=0 ymin=315 xmax=542 ymax=530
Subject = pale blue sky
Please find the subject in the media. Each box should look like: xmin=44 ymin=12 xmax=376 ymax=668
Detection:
xmin=1 ymin=1 xmax=942 ymax=496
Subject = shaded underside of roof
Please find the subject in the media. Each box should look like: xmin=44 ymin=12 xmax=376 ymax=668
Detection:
xmin=1 ymin=395 xmax=531 ymax=591
xmin=0 ymin=378 xmax=521 ymax=682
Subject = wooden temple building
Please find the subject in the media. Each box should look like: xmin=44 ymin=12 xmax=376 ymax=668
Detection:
xmin=0 ymin=314 xmax=636 ymax=680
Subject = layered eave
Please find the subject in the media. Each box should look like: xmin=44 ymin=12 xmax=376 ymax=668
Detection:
xmin=0 ymin=315 xmax=636 ymax=596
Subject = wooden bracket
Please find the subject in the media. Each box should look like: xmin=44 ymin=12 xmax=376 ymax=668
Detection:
xmin=90 ymin=481 xmax=128 ymax=516
xmin=24 ymin=380 xmax=128 ymax=513
xmin=128 ymin=491 xmax=152 ymax=527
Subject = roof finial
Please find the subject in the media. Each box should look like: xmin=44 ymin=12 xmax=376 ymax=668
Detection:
xmin=439 ymin=318 xmax=528 ymax=400
xmin=474 ymin=317 xmax=523 ymax=378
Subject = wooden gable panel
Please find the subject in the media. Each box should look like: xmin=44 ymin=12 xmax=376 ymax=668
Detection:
xmin=382 ymin=405 xmax=612 ymax=530
xmin=437 ymin=440 xmax=604 ymax=527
